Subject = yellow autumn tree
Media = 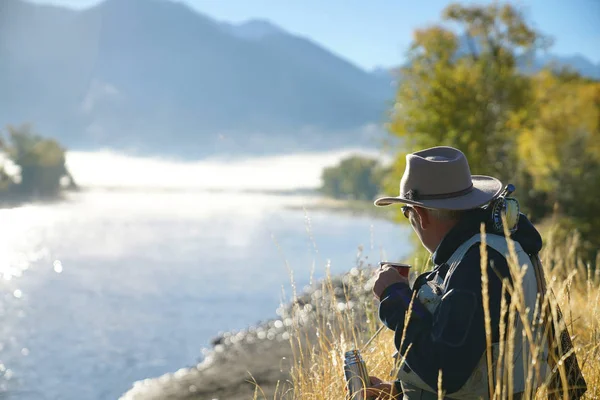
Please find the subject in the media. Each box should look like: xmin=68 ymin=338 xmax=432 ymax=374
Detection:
xmin=516 ymin=70 xmax=600 ymax=191
xmin=387 ymin=2 xmax=546 ymax=200
xmin=514 ymin=70 xmax=600 ymax=254
xmin=386 ymin=2 xmax=600 ymax=256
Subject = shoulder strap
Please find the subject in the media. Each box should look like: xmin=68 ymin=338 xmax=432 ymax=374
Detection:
xmin=444 ymin=233 xmax=527 ymax=287
xmin=443 ymin=234 xmax=482 ymax=288
xmin=446 ymin=234 xmax=482 ymax=268
xmin=443 ymin=233 xmax=513 ymax=284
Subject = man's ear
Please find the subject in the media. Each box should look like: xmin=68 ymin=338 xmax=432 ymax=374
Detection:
xmin=414 ymin=206 xmax=430 ymax=230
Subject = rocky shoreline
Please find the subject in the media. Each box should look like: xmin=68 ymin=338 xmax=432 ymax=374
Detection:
xmin=120 ymin=268 xmax=378 ymax=400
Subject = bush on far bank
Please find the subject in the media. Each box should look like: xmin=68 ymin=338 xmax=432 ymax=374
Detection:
xmin=320 ymin=155 xmax=390 ymax=201
xmin=0 ymin=124 xmax=75 ymax=203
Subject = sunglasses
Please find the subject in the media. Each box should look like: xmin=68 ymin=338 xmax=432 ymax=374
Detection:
xmin=401 ymin=205 xmax=412 ymax=219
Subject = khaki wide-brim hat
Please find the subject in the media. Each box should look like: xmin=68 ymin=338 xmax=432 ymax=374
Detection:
xmin=374 ymin=146 xmax=503 ymax=210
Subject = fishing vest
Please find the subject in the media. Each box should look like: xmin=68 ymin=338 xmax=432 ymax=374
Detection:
xmin=397 ymin=233 xmax=550 ymax=400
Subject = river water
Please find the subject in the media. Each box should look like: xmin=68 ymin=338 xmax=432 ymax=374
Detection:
xmin=0 ymin=151 xmax=411 ymax=400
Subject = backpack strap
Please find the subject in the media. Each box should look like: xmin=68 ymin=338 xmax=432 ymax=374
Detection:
xmin=443 ymin=233 xmax=484 ymax=289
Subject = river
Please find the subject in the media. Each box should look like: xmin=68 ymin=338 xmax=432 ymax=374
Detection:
xmin=0 ymin=150 xmax=411 ymax=400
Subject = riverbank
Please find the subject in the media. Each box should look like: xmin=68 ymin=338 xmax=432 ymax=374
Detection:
xmin=0 ymin=189 xmax=76 ymax=209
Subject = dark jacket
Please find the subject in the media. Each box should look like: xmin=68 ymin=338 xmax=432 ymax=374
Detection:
xmin=379 ymin=210 xmax=543 ymax=394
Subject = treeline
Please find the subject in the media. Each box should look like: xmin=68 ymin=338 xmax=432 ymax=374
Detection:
xmin=323 ymin=3 xmax=600 ymax=260
xmin=0 ymin=124 xmax=75 ymax=205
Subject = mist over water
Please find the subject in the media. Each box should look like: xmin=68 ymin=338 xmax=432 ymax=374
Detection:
xmin=66 ymin=148 xmax=388 ymax=191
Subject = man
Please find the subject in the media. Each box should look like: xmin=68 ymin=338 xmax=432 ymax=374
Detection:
xmin=359 ymin=146 xmax=551 ymax=399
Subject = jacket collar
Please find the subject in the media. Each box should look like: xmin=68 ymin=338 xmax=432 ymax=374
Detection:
xmin=432 ymin=209 xmax=488 ymax=265
xmin=431 ymin=209 xmax=544 ymax=265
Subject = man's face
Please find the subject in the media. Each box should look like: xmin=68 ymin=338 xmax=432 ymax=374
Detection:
xmin=404 ymin=206 xmax=426 ymax=243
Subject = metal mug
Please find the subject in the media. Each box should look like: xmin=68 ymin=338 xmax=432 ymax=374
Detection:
xmin=379 ymin=261 xmax=411 ymax=278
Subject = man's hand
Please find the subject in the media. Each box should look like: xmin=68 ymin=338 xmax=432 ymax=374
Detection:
xmin=373 ymin=265 xmax=408 ymax=300
xmin=355 ymin=376 xmax=400 ymax=399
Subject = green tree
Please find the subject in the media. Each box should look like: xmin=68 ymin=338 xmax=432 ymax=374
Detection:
xmin=1 ymin=124 xmax=70 ymax=198
xmin=320 ymin=155 xmax=388 ymax=201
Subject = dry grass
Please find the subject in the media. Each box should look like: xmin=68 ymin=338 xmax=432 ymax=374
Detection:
xmin=256 ymin=223 xmax=600 ymax=399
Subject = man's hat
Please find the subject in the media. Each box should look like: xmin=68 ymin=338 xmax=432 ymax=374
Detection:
xmin=374 ymin=146 xmax=503 ymax=210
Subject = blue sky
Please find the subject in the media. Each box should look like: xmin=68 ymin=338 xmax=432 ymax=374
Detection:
xmin=32 ymin=0 xmax=600 ymax=70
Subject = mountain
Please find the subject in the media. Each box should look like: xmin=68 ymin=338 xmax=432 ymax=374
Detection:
xmin=220 ymin=19 xmax=285 ymax=41
xmin=0 ymin=0 xmax=392 ymax=157
xmin=1 ymin=0 xmax=598 ymax=158
xmin=531 ymin=54 xmax=600 ymax=79
xmin=455 ymin=34 xmax=600 ymax=79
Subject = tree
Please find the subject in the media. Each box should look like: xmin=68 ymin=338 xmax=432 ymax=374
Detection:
xmin=513 ymin=71 xmax=600 ymax=253
xmin=1 ymin=124 xmax=70 ymax=198
xmin=515 ymin=71 xmax=600 ymax=193
xmin=386 ymin=2 xmax=600 ymax=257
xmin=320 ymin=156 xmax=389 ymax=201
xmin=387 ymin=2 xmax=547 ymax=195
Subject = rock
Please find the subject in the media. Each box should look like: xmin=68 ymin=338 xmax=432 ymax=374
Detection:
xmin=210 ymin=336 xmax=224 ymax=347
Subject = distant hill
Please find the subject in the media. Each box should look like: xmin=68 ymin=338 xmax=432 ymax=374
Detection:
xmin=0 ymin=0 xmax=598 ymax=158
xmin=0 ymin=0 xmax=392 ymax=157
xmin=454 ymin=34 xmax=600 ymax=79
xmin=528 ymin=54 xmax=600 ymax=79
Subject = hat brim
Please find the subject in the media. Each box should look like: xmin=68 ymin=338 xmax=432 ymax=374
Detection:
xmin=374 ymin=175 xmax=503 ymax=210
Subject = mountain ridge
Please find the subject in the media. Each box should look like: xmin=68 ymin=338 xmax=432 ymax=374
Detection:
xmin=1 ymin=0 xmax=598 ymax=158
xmin=1 ymin=0 xmax=393 ymax=157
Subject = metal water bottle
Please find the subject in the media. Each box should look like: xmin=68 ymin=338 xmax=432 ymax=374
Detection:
xmin=344 ymin=349 xmax=370 ymax=399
